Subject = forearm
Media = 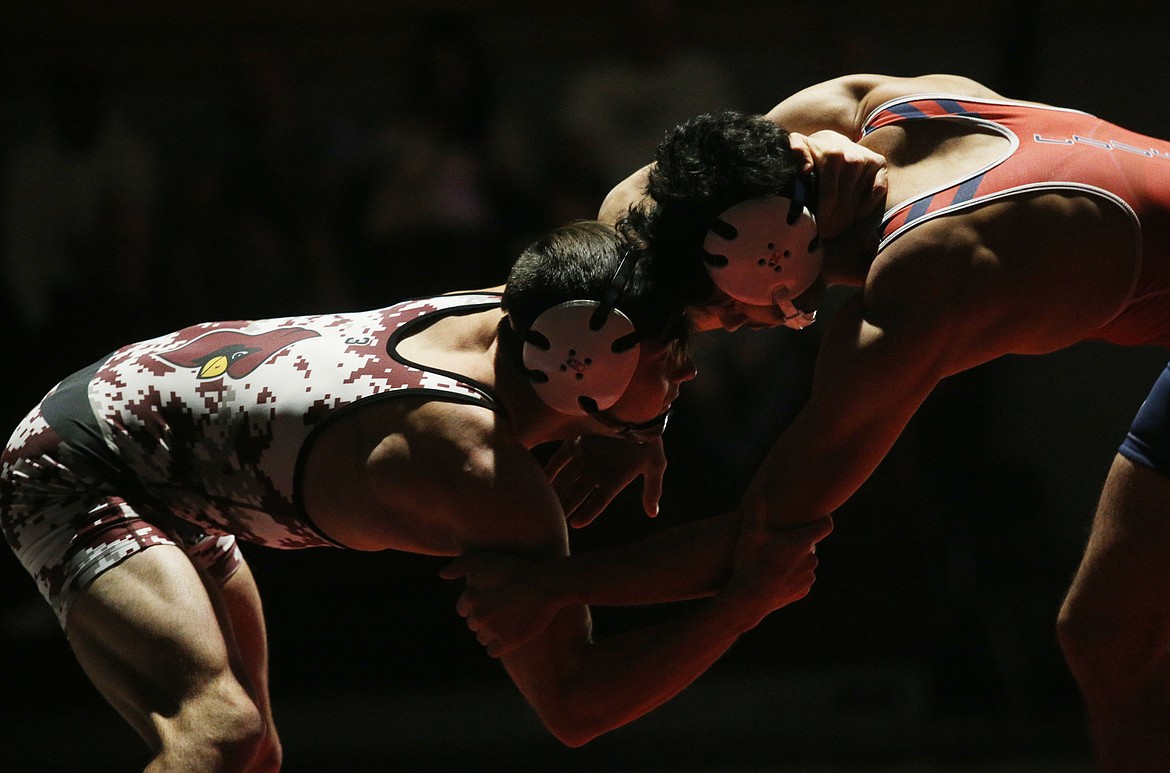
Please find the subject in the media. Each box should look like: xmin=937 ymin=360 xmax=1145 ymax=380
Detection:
xmin=506 ymin=584 xmax=772 ymax=746
xmin=557 ymin=511 xmax=742 ymax=606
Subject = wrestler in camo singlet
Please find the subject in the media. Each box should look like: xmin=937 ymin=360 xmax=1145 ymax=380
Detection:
xmin=0 ymin=293 xmax=504 ymax=625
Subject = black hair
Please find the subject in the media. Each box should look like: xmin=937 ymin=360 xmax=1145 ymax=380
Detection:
xmin=626 ymin=110 xmax=804 ymax=304
xmin=502 ymin=220 xmax=689 ymax=351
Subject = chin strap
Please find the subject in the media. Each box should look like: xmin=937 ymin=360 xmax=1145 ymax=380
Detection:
xmin=776 ymin=295 xmax=817 ymax=329
xmin=587 ymin=408 xmax=671 ymax=443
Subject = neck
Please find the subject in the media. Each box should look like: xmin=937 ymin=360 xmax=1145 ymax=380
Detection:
xmin=823 ymin=208 xmax=883 ymax=286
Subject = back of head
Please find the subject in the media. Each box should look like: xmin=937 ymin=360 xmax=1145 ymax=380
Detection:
xmin=503 ymin=220 xmax=687 ymax=416
xmin=627 ymin=110 xmax=809 ymax=307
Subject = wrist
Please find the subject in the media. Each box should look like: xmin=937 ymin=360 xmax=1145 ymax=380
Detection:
xmin=709 ymin=580 xmax=775 ymax=633
xmin=539 ymin=553 xmax=586 ymax=608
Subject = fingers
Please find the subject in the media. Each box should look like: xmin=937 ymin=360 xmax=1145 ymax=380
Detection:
xmin=544 ymin=437 xmax=578 ymax=482
xmin=556 ymin=478 xmax=596 ymax=520
xmin=568 ymin=484 xmax=622 ymax=528
xmin=484 ymin=636 xmax=524 ymax=659
xmin=866 ymin=167 xmax=889 ymax=213
xmin=641 ymin=451 xmax=665 ymax=518
xmin=552 ymin=466 xmax=627 ymax=519
xmin=455 ymin=595 xmax=509 ymax=657
xmin=641 ymin=479 xmax=661 ymax=519
xmin=801 ymin=129 xmax=889 ymax=239
xmin=568 ymin=504 xmax=603 ymax=529
xmin=438 ymin=557 xmax=471 ymax=580
xmin=561 ymin=477 xmax=629 ymax=527
xmin=788 ymin=132 xmax=816 ymax=174
xmin=467 ymin=616 xmax=530 ymax=658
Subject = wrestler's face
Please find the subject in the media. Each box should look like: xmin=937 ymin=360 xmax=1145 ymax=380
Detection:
xmin=688 ymin=292 xmax=788 ymax=332
xmin=688 ymin=276 xmax=826 ymax=332
xmin=603 ymin=337 xmax=697 ymax=426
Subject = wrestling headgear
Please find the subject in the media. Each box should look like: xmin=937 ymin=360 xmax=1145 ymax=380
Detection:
xmin=701 ymin=175 xmax=823 ymax=329
xmin=520 ymin=252 xmax=643 ymax=417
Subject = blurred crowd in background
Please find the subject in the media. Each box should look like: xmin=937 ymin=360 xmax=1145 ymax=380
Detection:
xmin=4 ymin=1 xmax=1170 ymax=769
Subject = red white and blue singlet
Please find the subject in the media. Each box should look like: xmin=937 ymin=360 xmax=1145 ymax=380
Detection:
xmin=863 ymin=94 xmax=1170 ymax=347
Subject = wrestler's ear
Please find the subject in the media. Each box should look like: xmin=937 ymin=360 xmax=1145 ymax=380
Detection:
xmin=786 ymin=131 xmax=816 ymax=175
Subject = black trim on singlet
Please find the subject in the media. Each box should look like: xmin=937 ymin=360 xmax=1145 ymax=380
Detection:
xmin=384 ymin=294 xmax=507 ymax=417
xmin=292 ymin=294 xmax=509 ymax=548
xmin=39 ymin=355 xmax=144 ymax=495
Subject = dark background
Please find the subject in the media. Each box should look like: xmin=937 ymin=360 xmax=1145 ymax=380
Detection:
xmin=3 ymin=1 xmax=1169 ymax=770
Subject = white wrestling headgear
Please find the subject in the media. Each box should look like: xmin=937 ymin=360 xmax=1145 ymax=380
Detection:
xmin=520 ymin=253 xmax=642 ymax=417
xmin=701 ymin=176 xmax=823 ymax=329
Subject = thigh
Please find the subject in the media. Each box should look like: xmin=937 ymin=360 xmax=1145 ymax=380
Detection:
xmin=65 ymin=544 xmax=259 ymax=749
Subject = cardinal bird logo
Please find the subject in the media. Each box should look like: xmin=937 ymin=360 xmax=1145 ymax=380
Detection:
xmin=158 ymin=328 xmax=320 ymax=379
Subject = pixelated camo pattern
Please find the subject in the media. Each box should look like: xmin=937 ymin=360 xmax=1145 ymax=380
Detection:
xmin=0 ymin=408 xmax=242 ymax=627
xmin=8 ymin=293 xmax=501 ymax=552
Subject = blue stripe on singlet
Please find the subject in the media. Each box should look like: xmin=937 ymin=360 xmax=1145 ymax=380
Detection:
xmin=934 ymin=98 xmax=982 ymax=119
xmin=903 ymin=195 xmax=936 ymax=226
xmin=889 ymin=102 xmax=930 ymax=120
xmin=951 ymin=173 xmax=986 ymax=205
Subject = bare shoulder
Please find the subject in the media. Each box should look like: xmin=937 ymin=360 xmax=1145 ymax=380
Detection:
xmin=764 ymin=74 xmax=883 ymax=136
xmin=767 ymin=74 xmax=1008 ymax=137
xmin=599 ymin=164 xmax=653 ymax=224
xmin=364 ymin=399 xmax=569 ymax=556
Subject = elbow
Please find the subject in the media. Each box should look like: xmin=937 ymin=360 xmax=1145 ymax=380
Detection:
xmin=546 ymin=724 xmax=596 ymax=749
xmin=528 ymin=681 xmax=620 ymax=748
xmin=535 ymin=701 xmax=610 ymax=748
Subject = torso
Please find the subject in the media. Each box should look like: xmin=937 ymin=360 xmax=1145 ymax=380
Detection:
xmin=81 ymin=293 xmax=505 ymax=549
xmin=853 ymin=92 xmax=1170 ymax=350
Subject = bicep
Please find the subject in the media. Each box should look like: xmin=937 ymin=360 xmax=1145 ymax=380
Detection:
xmin=450 ymin=437 xmax=574 ymax=559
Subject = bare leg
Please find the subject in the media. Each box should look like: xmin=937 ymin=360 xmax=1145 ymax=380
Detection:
xmin=1058 ymin=454 xmax=1170 ymax=772
xmin=211 ymin=560 xmax=281 ymax=771
xmin=66 ymin=546 xmax=273 ymax=772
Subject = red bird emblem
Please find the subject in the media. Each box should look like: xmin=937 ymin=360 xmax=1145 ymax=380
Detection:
xmin=158 ymin=328 xmax=320 ymax=379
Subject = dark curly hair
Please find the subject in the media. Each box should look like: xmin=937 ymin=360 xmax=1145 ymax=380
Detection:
xmin=625 ymin=110 xmax=804 ymax=305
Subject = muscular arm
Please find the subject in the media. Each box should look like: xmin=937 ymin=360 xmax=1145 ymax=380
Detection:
xmin=390 ymin=404 xmax=823 ymax=747
xmin=500 ymin=532 xmax=819 ymax=747
xmin=495 ymin=218 xmax=1025 ymax=611
xmin=600 ymin=74 xmax=1001 ymax=226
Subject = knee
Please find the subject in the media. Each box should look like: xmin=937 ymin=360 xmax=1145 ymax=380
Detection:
xmin=250 ymin=726 xmax=282 ymax=773
xmin=1058 ymin=590 xmax=1166 ymax=696
xmin=1056 ymin=593 xmax=1100 ymax=668
xmin=1057 ymin=585 xmax=1126 ymax=667
xmin=209 ymin=693 xmax=281 ymax=773
xmin=157 ymin=681 xmax=279 ymax=772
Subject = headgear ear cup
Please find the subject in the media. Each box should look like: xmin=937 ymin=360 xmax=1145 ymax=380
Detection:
xmin=522 ymin=301 xmax=640 ymax=415
xmin=701 ymin=183 xmax=824 ymax=309
xmin=520 ymin=251 xmax=643 ymax=416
